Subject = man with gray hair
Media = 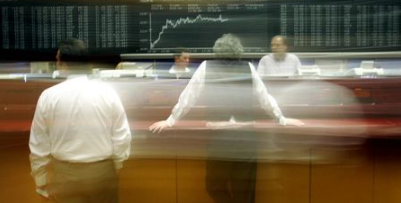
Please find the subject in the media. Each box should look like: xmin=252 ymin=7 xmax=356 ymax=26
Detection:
xmin=257 ymin=35 xmax=301 ymax=76
xmin=150 ymin=34 xmax=303 ymax=203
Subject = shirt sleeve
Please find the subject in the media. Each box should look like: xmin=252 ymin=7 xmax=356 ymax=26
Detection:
xmin=29 ymin=92 xmax=51 ymax=187
xmin=111 ymin=91 xmax=132 ymax=170
xmin=294 ymin=55 xmax=302 ymax=75
xmin=249 ymin=62 xmax=286 ymax=125
xmin=257 ymin=57 xmax=267 ymax=75
xmin=166 ymin=61 xmax=206 ymax=126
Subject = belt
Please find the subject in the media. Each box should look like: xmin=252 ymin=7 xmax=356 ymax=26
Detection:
xmin=52 ymin=158 xmax=112 ymax=165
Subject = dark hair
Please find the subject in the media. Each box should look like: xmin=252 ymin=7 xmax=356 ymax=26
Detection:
xmin=58 ymin=39 xmax=88 ymax=62
xmin=173 ymin=47 xmax=190 ymax=58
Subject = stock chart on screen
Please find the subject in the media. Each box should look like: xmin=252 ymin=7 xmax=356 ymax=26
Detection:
xmin=0 ymin=0 xmax=400 ymax=57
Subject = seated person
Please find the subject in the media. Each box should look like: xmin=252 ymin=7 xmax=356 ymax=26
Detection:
xmin=257 ymin=35 xmax=301 ymax=76
xmin=156 ymin=48 xmax=194 ymax=79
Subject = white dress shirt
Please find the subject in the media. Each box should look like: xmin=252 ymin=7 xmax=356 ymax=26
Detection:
xmin=29 ymin=75 xmax=131 ymax=187
xmin=169 ymin=65 xmax=191 ymax=79
xmin=257 ymin=53 xmax=301 ymax=76
xmin=166 ymin=61 xmax=286 ymax=127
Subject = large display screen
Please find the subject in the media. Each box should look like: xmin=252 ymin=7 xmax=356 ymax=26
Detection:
xmin=1 ymin=0 xmax=400 ymax=58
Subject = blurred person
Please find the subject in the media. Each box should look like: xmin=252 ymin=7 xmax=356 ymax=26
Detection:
xmin=257 ymin=35 xmax=301 ymax=76
xmin=29 ymin=39 xmax=131 ymax=202
xmin=170 ymin=47 xmax=191 ymax=79
xmin=156 ymin=48 xmax=193 ymax=79
xmin=150 ymin=34 xmax=303 ymax=203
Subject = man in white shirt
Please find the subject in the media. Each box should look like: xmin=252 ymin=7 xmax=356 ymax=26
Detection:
xmin=29 ymin=39 xmax=131 ymax=202
xmin=156 ymin=48 xmax=193 ymax=79
xmin=150 ymin=34 xmax=303 ymax=203
xmin=257 ymin=35 xmax=301 ymax=76
xmin=169 ymin=48 xmax=192 ymax=79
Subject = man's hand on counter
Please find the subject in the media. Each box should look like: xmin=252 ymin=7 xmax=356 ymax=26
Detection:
xmin=285 ymin=118 xmax=305 ymax=127
xmin=149 ymin=120 xmax=170 ymax=133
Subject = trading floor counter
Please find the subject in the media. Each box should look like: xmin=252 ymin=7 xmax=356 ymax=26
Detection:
xmin=2 ymin=76 xmax=401 ymax=133
xmin=1 ymin=76 xmax=401 ymax=203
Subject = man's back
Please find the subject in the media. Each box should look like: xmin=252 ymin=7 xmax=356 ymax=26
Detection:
xmin=30 ymin=39 xmax=131 ymax=202
xmin=34 ymin=76 xmax=128 ymax=162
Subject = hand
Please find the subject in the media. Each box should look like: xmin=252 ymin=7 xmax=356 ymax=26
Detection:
xmin=36 ymin=187 xmax=49 ymax=198
xmin=149 ymin=120 xmax=170 ymax=133
xmin=285 ymin=118 xmax=304 ymax=127
xmin=36 ymin=186 xmax=55 ymax=202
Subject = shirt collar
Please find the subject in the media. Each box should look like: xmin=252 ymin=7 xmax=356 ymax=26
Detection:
xmin=169 ymin=65 xmax=190 ymax=74
xmin=271 ymin=53 xmax=287 ymax=62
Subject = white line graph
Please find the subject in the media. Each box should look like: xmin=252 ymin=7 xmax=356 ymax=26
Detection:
xmin=149 ymin=13 xmax=229 ymax=49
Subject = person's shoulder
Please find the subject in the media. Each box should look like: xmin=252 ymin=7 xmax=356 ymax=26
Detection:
xmin=261 ymin=54 xmax=273 ymax=59
xmin=89 ymin=80 xmax=122 ymax=102
xmin=260 ymin=54 xmax=274 ymax=61
xmin=287 ymin=53 xmax=300 ymax=60
xmin=37 ymin=81 xmax=65 ymax=103
xmin=90 ymin=79 xmax=115 ymax=91
xmin=42 ymin=81 xmax=64 ymax=95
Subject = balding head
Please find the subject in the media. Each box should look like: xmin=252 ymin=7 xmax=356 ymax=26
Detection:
xmin=271 ymin=35 xmax=288 ymax=60
xmin=272 ymin=35 xmax=287 ymax=46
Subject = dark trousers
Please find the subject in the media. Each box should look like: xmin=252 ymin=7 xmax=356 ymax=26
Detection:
xmin=205 ymin=130 xmax=257 ymax=203
xmin=205 ymin=159 xmax=257 ymax=203
xmin=50 ymin=159 xmax=118 ymax=203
